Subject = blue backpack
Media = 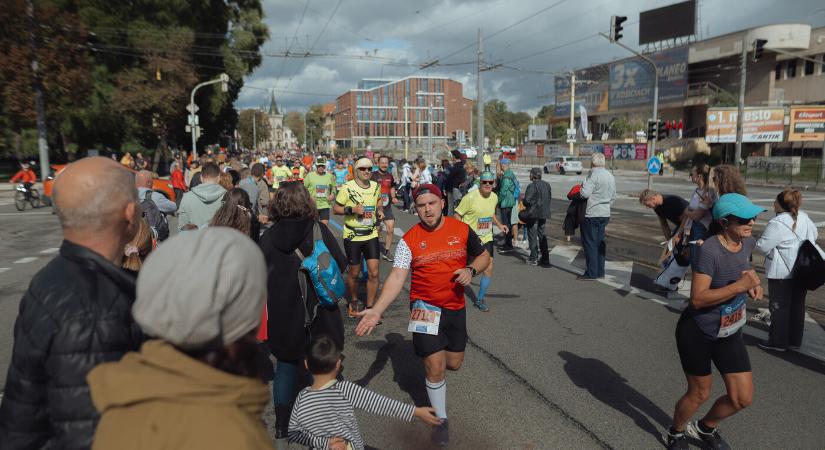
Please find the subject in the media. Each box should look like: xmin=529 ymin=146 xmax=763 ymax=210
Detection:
xmin=295 ymin=223 xmax=346 ymax=327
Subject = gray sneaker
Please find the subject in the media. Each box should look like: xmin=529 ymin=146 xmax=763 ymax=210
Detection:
xmin=431 ymin=419 xmax=449 ymax=447
xmin=686 ymin=421 xmax=731 ymax=450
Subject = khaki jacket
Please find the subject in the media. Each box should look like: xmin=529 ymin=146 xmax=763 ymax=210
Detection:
xmin=88 ymin=340 xmax=273 ymax=450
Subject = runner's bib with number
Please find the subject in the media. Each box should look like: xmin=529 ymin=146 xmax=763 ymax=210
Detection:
xmin=408 ymin=300 xmax=441 ymax=335
xmin=359 ymin=206 xmax=376 ymax=226
xmin=315 ymin=185 xmax=327 ymax=198
xmin=718 ymin=294 xmax=747 ymax=338
xmin=476 ymin=217 xmax=492 ymax=235
xmin=381 ymin=193 xmax=389 ymax=207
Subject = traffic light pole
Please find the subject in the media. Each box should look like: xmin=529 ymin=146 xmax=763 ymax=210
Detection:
xmin=734 ymin=38 xmax=747 ymax=168
xmin=189 ymin=73 xmax=228 ymax=159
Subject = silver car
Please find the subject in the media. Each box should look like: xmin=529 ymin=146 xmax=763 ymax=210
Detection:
xmin=544 ymin=156 xmax=583 ymax=175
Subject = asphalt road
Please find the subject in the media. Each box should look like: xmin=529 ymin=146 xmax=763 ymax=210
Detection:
xmin=1 ymin=183 xmax=824 ymax=449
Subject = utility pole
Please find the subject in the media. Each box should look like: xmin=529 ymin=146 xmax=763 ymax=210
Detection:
xmin=252 ymin=113 xmax=257 ymax=152
xmin=569 ymin=72 xmax=576 ymax=156
xmin=429 ymin=104 xmax=433 ymax=162
xmin=476 ymin=28 xmax=485 ymax=170
xmin=734 ymin=37 xmax=748 ymax=168
xmin=303 ymin=110 xmax=307 ymax=151
xmin=27 ymin=0 xmax=50 ymax=182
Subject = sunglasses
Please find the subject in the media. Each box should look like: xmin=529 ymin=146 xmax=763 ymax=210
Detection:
xmin=357 ymin=167 xmax=371 ymax=172
xmin=481 ymin=181 xmax=495 ymax=185
xmin=728 ymin=216 xmax=755 ymax=225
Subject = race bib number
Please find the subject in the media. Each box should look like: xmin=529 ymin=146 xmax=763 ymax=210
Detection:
xmin=381 ymin=193 xmax=390 ymax=206
xmin=315 ymin=185 xmax=327 ymax=198
xmin=718 ymin=294 xmax=747 ymax=338
xmin=477 ymin=217 xmax=493 ymax=235
xmin=408 ymin=300 xmax=441 ymax=335
xmin=359 ymin=205 xmax=376 ymax=226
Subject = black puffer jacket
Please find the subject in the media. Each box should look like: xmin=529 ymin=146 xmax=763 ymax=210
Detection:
xmin=0 ymin=241 xmax=144 ymax=450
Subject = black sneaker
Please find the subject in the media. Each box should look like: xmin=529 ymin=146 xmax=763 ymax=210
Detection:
xmin=757 ymin=341 xmax=787 ymax=352
xmin=498 ymin=245 xmax=514 ymax=253
xmin=431 ymin=418 xmax=449 ymax=447
xmin=381 ymin=250 xmax=394 ymax=262
xmin=663 ymin=427 xmax=689 ymax=450
xmin=686 ymin=421 xmax=731 ymax=450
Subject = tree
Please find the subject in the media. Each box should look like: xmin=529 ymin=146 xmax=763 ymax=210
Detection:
xmin=536 ymin=105 xmax=555 ymax=121
xmin=285 ymin=111 xmax=304 ymax=147
xmin=237 ymin=109 xmax=270 ymax=150
xmin=305 ymin=104 xmax=325 ymax=150
xmin=483 ymin=99 xmax=531 ymax=146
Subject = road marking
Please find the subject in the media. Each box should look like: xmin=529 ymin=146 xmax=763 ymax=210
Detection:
xmin=40 ymin=247 xmax=59 ymax=254
xmin=815 ymin=221 xmax=825 ymax=228
xmin=0 ymin=268 xmax=9 ymax=274
xmin=14 ymin=257 xmax=37 ymax=264
xmin=394 ymin=227 xmax=404 ymax=237
xmin=550 ymin=245 xmax=580 ymax=264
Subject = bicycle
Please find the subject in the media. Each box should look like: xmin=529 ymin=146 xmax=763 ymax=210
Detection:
xmin=14 ymin=184 xmax=42 ymax=211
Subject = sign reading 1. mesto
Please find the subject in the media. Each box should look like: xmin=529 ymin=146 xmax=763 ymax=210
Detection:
xmin=608 ymin=47 xmax=688 ymax=109
xmin=705 ymin=107 xmax=785 ymax=143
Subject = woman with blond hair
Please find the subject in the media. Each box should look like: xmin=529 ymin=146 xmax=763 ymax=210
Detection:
xmin=122 ymin=218 xmax=154 ymax=271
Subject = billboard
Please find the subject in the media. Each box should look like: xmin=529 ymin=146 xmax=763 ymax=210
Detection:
xmin=603 ymin=144 xmax=648 ymax=160
xmin=705 ymin=108 xmax=785 ymax=143
xmin=639 ymin=1 xmax=696 ymax=45
xmin=554 ymin=66 xmax=610 ymax=117
xmin=788 ymin=106 xmax=825 ymax=142
xmin=608 ymin=47 xmax=688 ymax=109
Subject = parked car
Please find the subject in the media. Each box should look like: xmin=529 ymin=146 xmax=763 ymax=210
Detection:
xmin=544 ymin=156 xmax=582 ymax=175
xmin=459 ymin=147 xmax=477 ymax=158
xmin=42 ymin=162 xmax=176 ymax=206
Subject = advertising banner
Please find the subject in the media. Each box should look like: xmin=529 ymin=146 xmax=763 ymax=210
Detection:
xmin=603 ymin=144 xmax=647 ymax=160
xmin=788 ymin=106 xmax=825 ymax=142
xmin=608 ymin=47 xmax=688 ymax=109
xmin=554 ymin=66 xmax=610 ymax=117
xmin=705 ymin=107 xmax=785 ymax=143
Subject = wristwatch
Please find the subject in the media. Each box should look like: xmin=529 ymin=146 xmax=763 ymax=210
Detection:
xmin=466 ymin=266 xmax=478 ymax=277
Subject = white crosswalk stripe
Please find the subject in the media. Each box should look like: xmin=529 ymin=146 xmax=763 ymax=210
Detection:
xmin=14 ymin=257 xmax=37 ymax=264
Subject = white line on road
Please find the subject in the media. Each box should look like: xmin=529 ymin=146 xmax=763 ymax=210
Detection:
xmin=40 ymin=247 xmax=59 ymax=254
xmin=815 ymin=221 xmax=825 ymax=228
xmin=14 ymin=257 xmax=37 ymax=264
xmin=394 ymin=227 xmax=404 ymax=237
xmin=0 ymin=268 xmax=9 ymax=274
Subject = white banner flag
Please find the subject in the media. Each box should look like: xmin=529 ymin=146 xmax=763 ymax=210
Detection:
xmin=579 ymin=105 xmax=589 ymax=138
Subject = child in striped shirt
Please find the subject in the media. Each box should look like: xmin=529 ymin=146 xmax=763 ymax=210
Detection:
xmin=289 ymin=335 xmax=440 ymax=450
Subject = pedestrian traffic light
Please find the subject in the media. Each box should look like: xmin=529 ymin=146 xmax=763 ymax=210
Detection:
xmin=752 ymin=39 xmax=768 ymax=62
xmin=657 ymin=120 xmax=667 ymax=141
xmin=610 ymin=15 xmax=627 ymax=43
xmin=646 ymin=120 xmax=657 ymax=141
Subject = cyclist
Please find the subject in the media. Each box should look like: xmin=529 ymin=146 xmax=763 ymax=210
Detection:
xmin=9 ymin=162 xmax=37 ymax=199
xmin=665 ymin=193 xmax=765 ymax=450
xmin=454 ymin=171 xmax=508 ymax=312
xmin=303 ymin=157 xmax=336 ymax=226
xmin=372 ymin=155 xmax=399 ymax=262
xmin=356 ymin=183 xmax=490 ymax=447
xmin=333 ymin=157 xmax=384 ymax=317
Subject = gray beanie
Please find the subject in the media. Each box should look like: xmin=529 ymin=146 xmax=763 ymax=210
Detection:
xmin=133 ymin=227 xmax=267 ymax=350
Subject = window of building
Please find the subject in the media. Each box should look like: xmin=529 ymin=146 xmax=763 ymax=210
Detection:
xmin=775 ymin=63 xmax=782 ymax=80
xmin=804 ymin=59 xmax=815 ymax=76
xmin=787 ymin=60 xmax=797 ymax=78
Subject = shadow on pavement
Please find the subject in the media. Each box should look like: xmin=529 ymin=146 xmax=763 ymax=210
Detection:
xmin=354 ymin=333 xmax=429 ymax=406
xmin=559 ymin=351 xmax=670 ymax=444
xmin=741 ymin=333 xmax=825 ymax=376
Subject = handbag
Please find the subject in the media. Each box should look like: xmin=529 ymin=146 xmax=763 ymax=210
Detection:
xmin=776 ymin=221 xmax=825 ymax=291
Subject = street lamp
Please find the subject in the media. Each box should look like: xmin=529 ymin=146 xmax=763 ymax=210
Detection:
xmin=188 ymin=73 xmax=228 ymax=158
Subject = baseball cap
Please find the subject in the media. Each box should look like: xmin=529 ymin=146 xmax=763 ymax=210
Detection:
xmin=354 ymin=157 xmax=372 ymax=169
xmin=412 ymin=183 xmax=443 ymax=201
xmin=712 ymin=193 xmax=766 ymax=220
xmin=480 ymin=171 xmax=496 ymax=181
xmin=500 ymin=158 xmax=511 ymax=166
xmin=315 ymin=157 xmax=327 ymax=166
xmin=530 ymin=167 xmax=542 ymax=178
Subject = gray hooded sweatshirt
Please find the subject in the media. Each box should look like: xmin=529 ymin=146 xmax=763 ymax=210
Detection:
xmin=177 ymin=183 xmax=227 ymax=230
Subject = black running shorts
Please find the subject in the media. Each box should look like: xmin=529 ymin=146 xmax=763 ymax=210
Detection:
xmin=412 ymin=306 xmax=468 ymax=358
xmin=343 ymin=237 xmax=380 ymax=266
xmin=482 ymin=241 xmax=495 ymax=258
xmin=382 ymin=203 xmax=395 ymax=221
xmin=318 ymin=208 xmax=330 ymax=221
xmin=675 ymin=311 xmax=751 ymax=376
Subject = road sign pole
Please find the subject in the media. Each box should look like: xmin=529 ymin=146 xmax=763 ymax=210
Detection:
xmin=569 ymin=72 xmax=576 ymax=156
xmin=189 ymin=73 xmax=228 ymax=159
xmin=734 ymin=37 xmax=748 ymax=168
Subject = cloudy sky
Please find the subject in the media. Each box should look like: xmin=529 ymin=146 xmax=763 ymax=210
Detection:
xmin=236 ymin=0 xmax=825 ymax=116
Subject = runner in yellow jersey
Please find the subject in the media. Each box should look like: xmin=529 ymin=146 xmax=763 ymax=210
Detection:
xmin=270 ymin=155 xmax=292 ymax=188
xmin=304 ymin=157 xmax=336 ymax=225
xmin=333 ymin=157 xmax=384 ymax=316
xmin=454 ymin=171 xmax=508 ymax=311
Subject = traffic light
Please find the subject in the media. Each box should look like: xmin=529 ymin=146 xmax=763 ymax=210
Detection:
xmin=646 ymin=119 xmax=657 ymax=141
xmin=610 ymin=15 xmax=627 ymax=43
xmin=752 ymin=39 xmax=767 ymax=62
xmin=657 ymin=120 xmax=667 ymax=141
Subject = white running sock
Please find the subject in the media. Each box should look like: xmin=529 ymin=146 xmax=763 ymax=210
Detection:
xmin=426 ymin=378 xmax=447 ymax=419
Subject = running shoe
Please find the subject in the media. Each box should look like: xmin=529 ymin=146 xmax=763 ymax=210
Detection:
xmin=498 ymin=245 xmax=514 ymax=253
xmin=686 ymin=421 xmax=731 ymax=450
xmin=347 ymin=302 xmax=360 ymax=318
xmin=757 ymin=341 xmax=787 ymax=352
xmin=526 ymin=259 xmax=539 ymax=266
xmin=474 ymin=301 xmax=490 ymax=312
xmin=381 ymin=249 xmax=394 ymax=262
xmin=751 ymin=309 xmax=771 ymax=325
xmin=431 ymin=419 xmax=449 ymax=447
xmin=663 ymin=427 xmax=689 ymax=450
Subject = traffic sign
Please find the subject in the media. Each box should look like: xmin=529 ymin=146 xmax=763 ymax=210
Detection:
xmin=186 ymin=103 xmax=199 ymax=114
xmin=647 ymin=157 xmax=662 ymax=175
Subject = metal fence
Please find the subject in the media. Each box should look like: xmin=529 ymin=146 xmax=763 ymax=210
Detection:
xmin=741 ymin=160 xmax=824 ymax=188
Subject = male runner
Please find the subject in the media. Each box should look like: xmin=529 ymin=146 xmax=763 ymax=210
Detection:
xmin=372 ymin=155 xmax=399 ymax=262
xmin=270 ymin=155 xmax=292 ymax=188
xmin=454 ymin=171 xmax=508 ymax=312
xmin=356 ymin=183 xmax=490 ymax=447
xmin=304 ymin=157 xmax=336 ymax=225
xmin=333 ymin=157 xmax=384 ymax=317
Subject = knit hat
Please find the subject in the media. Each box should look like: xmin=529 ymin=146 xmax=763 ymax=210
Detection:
xmin=133 ymin=227 xmax=267 ymax=350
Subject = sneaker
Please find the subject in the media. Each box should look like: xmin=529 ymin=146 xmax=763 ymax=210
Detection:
xmin=526 ymin=259 xmax=539 ymax=266
xmin=347 ymin=302 xmax=361 ymax=318
xmin=757 ymin=341 xmax=787 ymax=352
xmin=498 ymin=245 xmax=514 ymax=253
xmin=431 ymin=419 xmax=449 ymax=447
xmin=474 ymin=301 xmax=490 ymax=312
xmin=381 ymin=250 xmax=394 ymax=262
xmin=751 ymin=310 xmax=771 ymax=325
xmin=663 ymin=427 xmax=689 ymax=450
xmin=686 ymin=421 xmax=731 ymax=450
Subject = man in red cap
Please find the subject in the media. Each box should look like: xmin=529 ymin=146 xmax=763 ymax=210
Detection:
xmin=356 ymin=183 xmax=490 ymax=447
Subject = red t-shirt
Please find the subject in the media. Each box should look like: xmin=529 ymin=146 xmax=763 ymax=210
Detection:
xmin=397 ymin=217 xmax=484 ymax=310
xmin=10 ymin=169 xmax=36 ymax=183
xmin=372 ymin=170 xmax=395 ymax=206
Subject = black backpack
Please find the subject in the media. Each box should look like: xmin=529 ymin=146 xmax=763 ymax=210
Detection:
xmin=141 ymin=190 xmax=170 ymax=241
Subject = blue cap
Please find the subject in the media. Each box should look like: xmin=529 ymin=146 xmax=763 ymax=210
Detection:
xmin=712 ymin=193 xmax=767 ymax=220
xmin=480 ymin=171 xmax=496 ymax=181
xmin=500 ymin=158 xmax=511 ymax=166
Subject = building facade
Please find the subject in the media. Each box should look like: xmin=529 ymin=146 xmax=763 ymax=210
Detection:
xmin=322 ymin=102 xmax=336 ymax=151
xmin=333 ymin=76 xmax=474 ymax=151
xmin=263 ymin=93 xmax=286 ymax=151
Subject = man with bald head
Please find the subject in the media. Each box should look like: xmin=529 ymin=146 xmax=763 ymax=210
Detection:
xmin=135 ymin=169 xmax=176 ymax=214
xmin=0 ymin=157 xmax=145 ymax=450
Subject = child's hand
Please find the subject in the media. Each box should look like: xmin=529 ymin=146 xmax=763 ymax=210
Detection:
xmin=328 ymin=436 xmax=348 ymax=450
xmin=414 ymin=406 xmax=442 ymax=426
